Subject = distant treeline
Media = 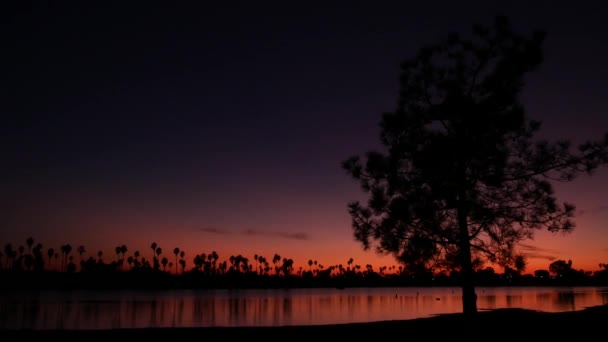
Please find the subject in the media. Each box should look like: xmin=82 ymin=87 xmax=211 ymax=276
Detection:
xmin=2 ymin=238 xmax=608 ymax=290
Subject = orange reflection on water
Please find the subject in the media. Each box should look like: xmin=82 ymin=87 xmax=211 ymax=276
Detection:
xmin=1 ymin=287 xmax=607 ymax=330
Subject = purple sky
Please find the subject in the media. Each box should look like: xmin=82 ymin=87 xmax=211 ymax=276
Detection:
xmin=2 ymin=1 xmax=607 ymax=271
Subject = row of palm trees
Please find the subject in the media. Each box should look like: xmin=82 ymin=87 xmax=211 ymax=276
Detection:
xmin=3 ymin=237 xmax=608 ymax=283
xmin=1 ymin=237 xmax=401 ymax=277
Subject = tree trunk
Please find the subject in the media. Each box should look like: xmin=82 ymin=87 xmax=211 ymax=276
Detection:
xmin=458 ymin=204 xmax=478 ymax=315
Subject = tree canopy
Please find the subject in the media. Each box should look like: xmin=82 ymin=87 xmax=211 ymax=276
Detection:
xmin=342 ymin=15 xmax=608 ymax=314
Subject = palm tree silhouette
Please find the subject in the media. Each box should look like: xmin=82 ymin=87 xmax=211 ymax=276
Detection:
xmin=77 ymin=245 xmax=86 ymax=264
xmin=115 ymin=246 xmax=122 ymax=270
xmin=155 ymin=247 xmax=162 ymax=270
xmin=173 ymin=248 xmax=180 ymax=274
xmin=26 ymin=237 xmax=34 ymax=255
xmin=60 ymin=244 xmax=72 ymax=272
xmin=134 ymin=250 xmax=140 ymax=268
xmin=273 ymin=254 xmax=281 ymax=276
xmin=179 ymin=251 xmax=185 ymax=273
xmin=150 ymin=242 xmax=157 ymax=266
xmin=515 ymin=255 xmax=527 ymax=275
xmin=47 ymin=247 xmax=55 ymax=271
xmin=4 ymin=243 xmax=14 ymax=270
xmin=120 ymin=245 xmax=127 ymax=264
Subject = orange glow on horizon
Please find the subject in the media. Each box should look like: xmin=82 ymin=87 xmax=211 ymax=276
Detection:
xmin=27 ymin=229 xmax=606 ymax=276
xmin=5 ymin=176 xmax=608 ymax=276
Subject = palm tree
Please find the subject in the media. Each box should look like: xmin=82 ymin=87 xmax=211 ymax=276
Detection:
xmin=210 ymin=251 xmax=218 ymax=274
xmin=150 ymin=242 xmax=157 ymax=265
xmin=120 ymin=245 xmax=127 ymax=259
xmin=26 ymin=237 xmax=34 ymax=254
xmin=77 ymin=245 xmax=86 ymax=263
xmin=272 ymin=254 xmax=281 ymax=275
xmin=120 ymin=245 xmax=127 ymax=269
xmin=515 ymin=255 xmax=527 ymax=275
xmin=47 ymin=247 xmax=55 ymax=271
xmin=173 ymin=247 xmax=180 ymax=273
xmin=161 ymin=257 xmax=168 ymax=271
xmin=229 ymin=255 xmax=235 ymax=271
xmin=97 ymin=250 xmax=103 ymax=263
xmin=60 ymin=244 xmax=72 ymax=272
xmin=155 ymin=247 xmax=162 ymax=270
xmin=114 ymin=246 xmax=122 ymax=268
xmin=4 ymin=243 xmax=13 ymax=270
xmin=281 ymin=258 xmax=294 ymax=276
xmin=179 ymin=251 xmax=185 ymax=273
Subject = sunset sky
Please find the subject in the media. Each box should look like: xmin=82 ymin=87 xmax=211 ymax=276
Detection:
xmin=2 ymin=1 xmax=607 ymax=274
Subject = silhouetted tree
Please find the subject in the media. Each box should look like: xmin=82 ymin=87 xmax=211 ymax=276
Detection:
xmin=549 ymin=259 xmax=573 ymax=277
xmin=120 ymin=245 xmax=127 ymax=266
xmin=151 ymin=242 xmax=157 ymax=266
xmin=26 ymin=237 xmax=34 ymax=254
xmin=272 ymin=254 xmax=281 ymax=275
xmin=342 ymin=16 xmax=608 ymax=314
xmin=5 ymin=244 xmax=17 ymax=270
xmin=173 ymin=247 xmax=180 ymax=273
xmin=77 ymin=245 xmax=86 ymax=264
xmin=60 ymin=244 xmax=72 ymax=272
xmin=155 ymin=247 xmax=162 ymax=270
xmin=67 ymin=255 xmax=76 ymax=273
xmin=514 ymin=255 xmax=527 ymax=274
xmin=47 ymin=247 xmax=55 ymax=271
xmin=179 ymin=251 xmax=185 ymax=273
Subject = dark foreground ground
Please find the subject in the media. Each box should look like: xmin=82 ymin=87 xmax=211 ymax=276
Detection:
xmin=2 ymin=304 xmax=608 ymax=341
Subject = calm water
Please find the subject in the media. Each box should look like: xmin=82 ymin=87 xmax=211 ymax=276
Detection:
xmin=1 ymin=286 xmax=607 ymax=330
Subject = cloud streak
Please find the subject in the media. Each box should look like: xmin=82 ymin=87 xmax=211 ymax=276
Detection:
xmin=578 ymin=205 xmax=608 ymax=217
xmin=519 ymin=243 xmax=559 ymax=254
xmin=201 ymin=227 xmax=310 ymax=240
xmin=243 ymin=229 xmax=310 ymax=240
xmin=519 ymin=243 xmax=559 ymax=262
xmin=200 ymin=227 xmax=231 ymax=234
xmin=523 ymin=253 xmax=557 ymax=261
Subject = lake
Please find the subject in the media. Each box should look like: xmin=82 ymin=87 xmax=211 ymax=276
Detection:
xmin=1 ymin=286 xmax=607 ymax=330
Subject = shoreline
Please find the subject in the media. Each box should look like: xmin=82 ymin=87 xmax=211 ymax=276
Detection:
xmin=2 ymin=304 xmax=607 ymax=339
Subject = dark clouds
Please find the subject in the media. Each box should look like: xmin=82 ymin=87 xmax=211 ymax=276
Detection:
xmin=519 ymin=243 xmax=559 ymax=261
xmin=202 ymin=227 xmax=310 ymax=240
xmin=578 ymin=205 xmax=608 ymax=217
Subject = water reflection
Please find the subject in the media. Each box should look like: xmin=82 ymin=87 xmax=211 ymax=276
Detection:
xmin=0 ymin=287 xmax=607 ymax=330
